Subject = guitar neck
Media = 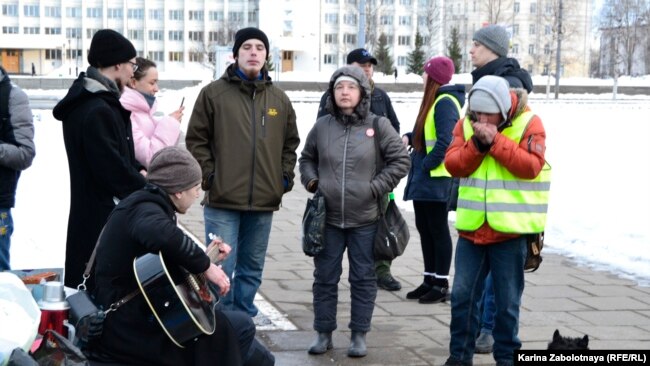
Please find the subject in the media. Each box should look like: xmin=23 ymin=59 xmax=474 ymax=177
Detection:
xmin=205 ymin=244 xmax=221 ymax=264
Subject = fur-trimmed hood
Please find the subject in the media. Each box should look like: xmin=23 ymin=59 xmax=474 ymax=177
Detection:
xmin=325 ymin=66 xmax=371 ymax=123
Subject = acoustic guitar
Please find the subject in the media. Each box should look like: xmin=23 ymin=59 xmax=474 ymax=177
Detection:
xmin=133 ymin=248 xmax=220 ymax=348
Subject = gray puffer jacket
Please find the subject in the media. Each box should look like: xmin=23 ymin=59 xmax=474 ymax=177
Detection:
xmin=299 ymin=66 xmax=410 ymax=228
xmin=0 ymin=67 xmax=35 ymax=208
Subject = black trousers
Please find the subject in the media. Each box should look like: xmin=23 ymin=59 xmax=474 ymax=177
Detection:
xmin=413 ymin=201 xmax=452 ymax=277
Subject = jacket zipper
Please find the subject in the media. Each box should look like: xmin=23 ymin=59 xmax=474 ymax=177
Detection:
xmin=341 ymin=125 xmax=350 ymax=227
xmin=261 ymin=93 xmax=267 ymax=138
xmin=248 ymin=89 xmax=257 ymax=209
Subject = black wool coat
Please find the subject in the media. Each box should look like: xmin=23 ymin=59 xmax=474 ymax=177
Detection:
xmin=53 ymin=71 xmax=145 ymax=288
xmin=87 ymin=185 xmax=241 ymax=366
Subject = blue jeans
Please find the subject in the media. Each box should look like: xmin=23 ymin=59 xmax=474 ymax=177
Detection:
xmin=0 ymin=208 xmax=13 ymax=270
xmin=480 ymin=273 xmax=496 ymax=334
xmin=313 ymin=223 xmax=378 ymax=333
xmin=204 ymin=207 xmax=274 ymax=316
xmin=448 ymin=236 xmax=527 ymax=365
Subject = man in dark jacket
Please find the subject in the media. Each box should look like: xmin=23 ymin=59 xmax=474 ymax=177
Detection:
xmin=469 ymin=24 xmax=534 ymax=354
xmin=186 ymin=27 xmax=300 ymax=324
xmin=90 ymin=146 xmax=274 ymax=366
xmin=470 ymin=25 xmax=534 ymax=93
xmin=316 ymin=48 xmax=403 ymax=292
xmin=0 ymin=66 xmax=35 ymax=270
xmin=53 ymin=29 xmax=146 ymax=288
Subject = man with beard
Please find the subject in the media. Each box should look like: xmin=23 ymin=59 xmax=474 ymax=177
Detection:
xmin=53 ymin=29 xmax=146 ymax=289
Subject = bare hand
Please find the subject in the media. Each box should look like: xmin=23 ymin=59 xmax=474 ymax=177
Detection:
xmin=204 ymin=263 xmax=230 ymax=296
xmin=472 ymin=121 xmax=497 ymax=145
xmin=170 ymin=106 xmax=185 ymax=122
xmin=140 ymin=169 xmax=147 ymax=177
xmin=401 ymin=135 xmax=409 ymax=146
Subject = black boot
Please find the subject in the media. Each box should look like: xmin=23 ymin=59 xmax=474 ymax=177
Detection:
xmin=418 ymin=278 xmax=450 ymax=304
xmin=347 ymin=331 xmax=367 ymax=357
xmin=307 ymin=332 xmax=332 ymax=354
xmin=406 ymin=283 xmax=432 ymax=299
xmin=406 ymin=276 xmax=434 ymax=299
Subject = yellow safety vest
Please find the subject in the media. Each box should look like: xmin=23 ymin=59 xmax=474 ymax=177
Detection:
xmin=424 ymin=94 xmax=462 ymax=177
xmin=455 ymin=111 xmax=551 ymax=233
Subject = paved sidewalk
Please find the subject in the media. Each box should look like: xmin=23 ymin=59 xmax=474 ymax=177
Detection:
xmin=179 ymin=183 xmax=650 ymax=366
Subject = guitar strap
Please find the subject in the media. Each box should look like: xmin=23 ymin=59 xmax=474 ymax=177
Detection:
xmin=79 ymin=224 xmax=140 ymax=311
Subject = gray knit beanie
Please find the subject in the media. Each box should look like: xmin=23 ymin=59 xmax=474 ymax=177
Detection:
xmin=473 ymin=25 xmax=510 ymax=57
xmin=468 ymin=76 xmax=512 ymax=121
xmin=147 ymin=147 xmax=202 ymax=194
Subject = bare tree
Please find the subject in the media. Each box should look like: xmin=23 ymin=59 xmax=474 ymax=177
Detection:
xmin=600 ymin=0 xmax=648 ymax=74
xmin=600 ymin=0 xmax=648 ymax=97
xmin=533 ymin=1 xmax=583 ymax=95
xmin=190 ymin=23 xmax=238 ymax=73
xmin=483 ymin=0 xmax=514 ymax=24
xmin=421 ymin=0 xmax=442 ymax=56
xmin=364 ymin=0 xmax=387 ymax=52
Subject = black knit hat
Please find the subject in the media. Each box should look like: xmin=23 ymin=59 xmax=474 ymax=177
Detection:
xmin=232 ymin=27 xmax=269 ymax=57
xmin=87 ymin=29 xmax=136 ymax=68
xmin=147 ymin=147 xmax=202 ymax=194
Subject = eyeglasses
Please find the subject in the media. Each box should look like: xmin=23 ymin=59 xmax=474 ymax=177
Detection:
xmin=128 ymin=61 xmax=139 ymax=73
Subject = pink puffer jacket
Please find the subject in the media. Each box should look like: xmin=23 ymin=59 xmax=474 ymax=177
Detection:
xmin=120 ymin=87 xmax=180 ymax=168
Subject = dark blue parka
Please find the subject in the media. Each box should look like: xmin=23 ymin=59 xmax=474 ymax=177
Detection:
xmin=403 ymin=84 xmax=465 ymax=202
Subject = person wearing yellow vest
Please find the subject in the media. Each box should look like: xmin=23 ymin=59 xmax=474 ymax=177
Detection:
xmin=443 ymin=76 xmax=549 ymax=366
xmin=401 ymin=56 xmax=465 ymax=304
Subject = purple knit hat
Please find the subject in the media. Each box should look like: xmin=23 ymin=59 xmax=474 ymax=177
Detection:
xmin=423 ymin=56 xmax=455 ymax=85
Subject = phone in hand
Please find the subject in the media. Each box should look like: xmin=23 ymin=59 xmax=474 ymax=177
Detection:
xmin=180 ymin=97 xmax=185 ymax=108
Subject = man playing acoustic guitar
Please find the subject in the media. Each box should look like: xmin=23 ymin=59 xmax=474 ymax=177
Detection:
xmin=89 ymin=146 xmax=274 ymax=365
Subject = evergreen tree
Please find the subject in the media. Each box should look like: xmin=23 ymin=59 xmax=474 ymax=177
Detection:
xmin=447 ymin=27 xmax=463 ymax=73
xmin=406 ymin=32 xmax=426 ymax=74
xmin=374 ymin=33 xmax=394 ymax=75
xmin=265 ymin=56 xmax=275 ymax=72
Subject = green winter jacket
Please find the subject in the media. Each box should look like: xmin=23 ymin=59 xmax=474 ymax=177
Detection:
xmin=186 ymin=65 xmax=300 ymax=211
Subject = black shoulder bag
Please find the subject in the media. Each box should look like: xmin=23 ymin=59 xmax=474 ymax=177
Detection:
xmin=66 ymin=226 xmax=139 ymax=349
xmin=371 ymin=117 xmax=410 ymax=261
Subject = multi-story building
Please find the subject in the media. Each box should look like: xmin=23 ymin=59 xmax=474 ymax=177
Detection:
xmin=260 ymin=0 xmax=445 ymax=74
xmin=0 ymin=0 xmax=259 ymax=75
xmin=443 ymin=0 xmax=594 ymax=77
xmin=1 ymin=0 xmax=595 ymax=77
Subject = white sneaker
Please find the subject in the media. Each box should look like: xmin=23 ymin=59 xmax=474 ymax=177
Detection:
xmin=253 ymin=312 xmax=272 ymax=326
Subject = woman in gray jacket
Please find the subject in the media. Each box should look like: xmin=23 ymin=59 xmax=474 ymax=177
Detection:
xmin=299 ymin=65 xmax=410 ymax=358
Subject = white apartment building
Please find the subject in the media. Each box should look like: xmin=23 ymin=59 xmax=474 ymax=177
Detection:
xmin=1 ymin=0 xmax=594 ymax=77
xmin=0 ymin=0 xmax=259 ymax=75
xmin=260 ymin=0 xmax=446 ymax=75
xmin=261 ymin=0 xmax=594 ymax=77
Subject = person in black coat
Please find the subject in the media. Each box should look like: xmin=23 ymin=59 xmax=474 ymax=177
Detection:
xmin=89 ymin=146 xmax=274 ymax=366
xmin=53 ymin=30 xmax=146 ymax=288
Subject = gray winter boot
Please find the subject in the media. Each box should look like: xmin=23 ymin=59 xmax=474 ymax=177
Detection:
xmin=347 ymin=331 xmax=367 ymax=357
xmin=307 ymin=332 xmax=333 ymax=354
